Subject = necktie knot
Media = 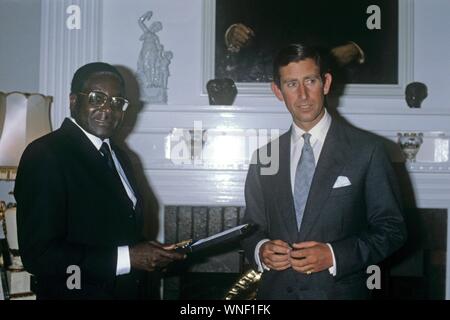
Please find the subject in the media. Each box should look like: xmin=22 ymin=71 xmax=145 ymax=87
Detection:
xmin=302 ymin=133 xmax=312 ymax=146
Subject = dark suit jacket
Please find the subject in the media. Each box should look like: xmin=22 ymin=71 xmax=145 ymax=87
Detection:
xmin=14 ymin=119 xmax=148 ymax=299
xmin=242 ymin=118 xmax=407 ymax=299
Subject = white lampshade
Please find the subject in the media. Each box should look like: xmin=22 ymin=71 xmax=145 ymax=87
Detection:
xmin=0 ymin=92 xmax=52 ymax=168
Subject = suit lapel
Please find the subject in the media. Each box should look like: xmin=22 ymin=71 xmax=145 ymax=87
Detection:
xmin=274 ymin=128 xmax=299 ymax=243
xmin=297 ymin=119 xmax=349 ymax=241
xmin=112 ymin=144 xmax=143 ymax=215
xmin=112 ymin=144 xmax=144 ymax=234
xmin=112 ymin=145 xmax=139 ymax=198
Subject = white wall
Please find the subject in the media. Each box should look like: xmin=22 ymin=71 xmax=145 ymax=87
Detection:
xmin=102 ymin=0 xmax=206 ymax=105
xmin=0 ymin=0 xmax=41 ymax=93
xmin=413 ymin=0 xmax=450 ymax=111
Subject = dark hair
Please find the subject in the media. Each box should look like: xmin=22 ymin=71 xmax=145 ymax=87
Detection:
xmin=70 ymin=62 xmax=124 ymax=94
xmin=272 ymin=43 xmax=330 ymax=87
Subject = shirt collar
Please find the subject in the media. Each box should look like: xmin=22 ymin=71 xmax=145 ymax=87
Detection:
xmin=68 ymin=117 xmax=111 ymax=151
xmin=291 ymin=108 xmax=331 ymax=146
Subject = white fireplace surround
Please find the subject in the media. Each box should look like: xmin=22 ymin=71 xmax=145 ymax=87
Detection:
xmin=37 ymin=0 xmax=450 ymax=298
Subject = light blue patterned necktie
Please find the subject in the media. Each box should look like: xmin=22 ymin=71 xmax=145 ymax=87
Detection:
xmin=294 ymin=133 xmax=315 ymax=230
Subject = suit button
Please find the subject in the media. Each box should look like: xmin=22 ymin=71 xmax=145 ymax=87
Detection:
xmin=129 ymin=214 xmax=133 ymax=218
xmin=286 ymin=287 xmax=293 ymax=293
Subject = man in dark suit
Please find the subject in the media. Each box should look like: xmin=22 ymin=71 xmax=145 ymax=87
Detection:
xmin=14 ymin=62 xmax=184 ymax=299
xmin=241 ymin=44 xmax=407 ymax=299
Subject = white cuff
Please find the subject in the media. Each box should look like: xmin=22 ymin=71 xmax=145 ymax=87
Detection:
xmin=255 ymin=239 xmax=271 ymax=272
xmin=326 ymin=243 xmax=337 ymax=276
xmin=116 ymin=246 xmax=131 ymax=276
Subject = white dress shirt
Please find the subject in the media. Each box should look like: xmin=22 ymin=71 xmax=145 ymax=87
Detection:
xmin=254 ymin=109 xmax=337 ymax=276
xmin=69 ymin=118 xmax=135 ymax=275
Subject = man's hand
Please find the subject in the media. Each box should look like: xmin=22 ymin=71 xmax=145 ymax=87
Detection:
xmin=225 ymin=23 xmax=255 ymax=52
xmin=130 ymin=241 xmax=185 ymax=272
xmin=289 ymin=241 xmax=333 ymax=275
xmin=259 ymin=240 xmax=291 ymax=271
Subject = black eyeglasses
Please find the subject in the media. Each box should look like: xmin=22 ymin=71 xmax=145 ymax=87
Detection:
xmin=78 ymin=91 xmax=129 ymax=112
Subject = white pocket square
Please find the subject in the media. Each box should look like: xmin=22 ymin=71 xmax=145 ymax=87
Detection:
xmin=333 ymin=176 xmax=351 ymax=188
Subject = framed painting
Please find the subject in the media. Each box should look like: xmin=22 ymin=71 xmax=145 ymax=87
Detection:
xmin=202 ymin=0 xmax=413 ymax=97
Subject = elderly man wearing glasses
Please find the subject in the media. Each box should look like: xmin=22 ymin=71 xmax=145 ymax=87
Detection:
xmin=14 ymin=62 xmax=185 ymax=299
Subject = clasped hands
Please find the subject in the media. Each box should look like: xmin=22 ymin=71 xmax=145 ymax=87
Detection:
xmin=259 ymin=240 xmax=333 ymax=275
xmin=130 ymin=241 xmax=185 ymax=272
